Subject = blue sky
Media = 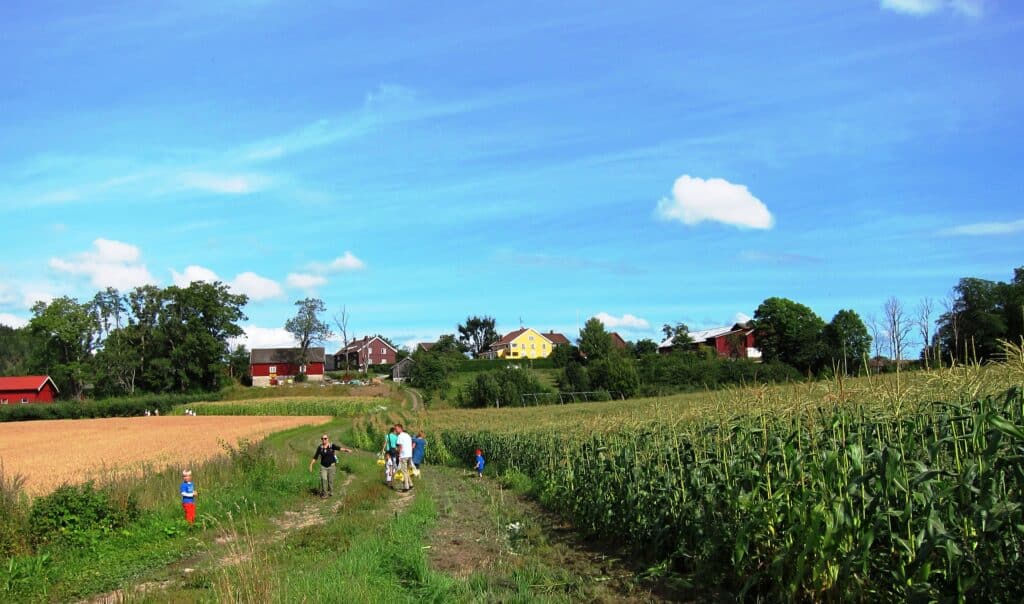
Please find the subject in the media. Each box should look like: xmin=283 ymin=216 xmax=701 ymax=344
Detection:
xmin=1 ymin=0 xmax=1022 ymax=351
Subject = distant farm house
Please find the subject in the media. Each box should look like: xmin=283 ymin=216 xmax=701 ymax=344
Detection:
xmin=0 ymin=375 xmax=60 ymax=404
xmin=250 ymin=347 xmax=326 ymax=387
xmin=658 ymin=323 xmax=762 ymax=360
xmin=334 ymin=336 xmax=398 ymax=370
xmin=484 ymin=327 xmax=555 ymax=360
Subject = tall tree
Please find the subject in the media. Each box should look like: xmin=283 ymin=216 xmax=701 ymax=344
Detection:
xmin=823 ymin=309 xmax=871 ymax=375
xmin=332 ymin=305 xmax=351 ymax=370
xmin=633 ymin=338 xmax=659 ymax=357
xmin=457 ymin=315 xmax=498 ymax=357
xmin=751 ymin=297 xmax=826 ymax=374
xmin=883 ymin=297 xmax=913 ymax=365
xmin=160 ymin=282 xmax=248 ymax=391
xmin=285 ymin=298 xmax=332 ymax=366
xmin=28 ymin=296 xmax=100 ymax=399
xmin=915 ymin=297 xmax=936 ymax=369
xmin=578 ymin=317 xmax=613 ymax=361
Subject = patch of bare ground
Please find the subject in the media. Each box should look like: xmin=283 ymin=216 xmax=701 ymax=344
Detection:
xmin=425 ymin=465 xmax=689 ymax=602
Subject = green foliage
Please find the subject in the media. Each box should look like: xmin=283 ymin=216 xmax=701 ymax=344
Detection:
xmin=559 ymin=360 xmax=590 ymax=392
xmin=824 ymin=309 xmax=871 ymax=375
xmin=457 ymin=315 xmax=498 ymax=357
xmin=28 ymin=296 xmax=99 ymax=399
xmin=409 ymin=347 xmax=462 ymax=403
xmin=939 ymin=267 xmax=1024 ymax=362
xmin=0 ymin=325 xmax=39 ymax=377
xmin=578 ymin=317 xmax=612 ymax=361
xmin=28 ymin=483 xmax=139 ymax=547
xmin=182 ymin=397 xmax=381 ymax=417
xmin=587 ymin=352 xmax=639 ymax=397
xmin=0 ymin=465 xmax=28 ymax=558
xmin=436 ymin=387 xmax=1024 ymax=601
xmin=633 ymin=338 xmax=659 ymax=357
xmin=0 ymin=391 xmax=223 ymax=423
xmin=460 ymin=367 xmax=551 ymax=407
xmin=456 ymin=357 xmax=555 ymax=372
xmin=752 ymin=296 xmax=826 ymax=373
xmin=548 ymin=343 xmax=579 ymax=368
xmin=284 ymin=298 xmax=332 ymax=365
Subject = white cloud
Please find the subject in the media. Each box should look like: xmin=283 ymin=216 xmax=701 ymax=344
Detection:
xmin=0 ymin=313 xmax=28 ymax=328
xmin=286 ymin=273 xmax=328 ymax=289
xmin=49 ymin=238 xmax=156 ymax=291
xmin=327 ymin=251 xmax=366 ymax=272
xmin=179 ymin=172 xmax=269 ymax=195
xmin=657 ymin=175 xmax=774 ymax=230
xmin=734 ymin=312 xmax=752 ymax=324
xmin=307 ymin=251 xmax=367 ymax=275
xmin=941 ymin=219 xmax=1024 ymax=236
xmin=22 ymin=289 xmax=55 ymax=309
xmin=880 ymin=0 xmax=984 ymax=16
xmin=593 ymin=312 xmax=650 ymax=330
xmin=229 ymin=326 xmax=299 ymax=351
xmin=171 ymin=265 xmax=221 ymax=287
xmin=229 ymin=272 xmax=283 ymax=301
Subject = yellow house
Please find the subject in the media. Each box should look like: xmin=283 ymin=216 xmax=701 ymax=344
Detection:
xmin=488 ymin=328 xmax=554 ymax=359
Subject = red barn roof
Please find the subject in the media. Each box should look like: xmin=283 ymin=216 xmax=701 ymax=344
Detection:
xmin=0 ymin=375 xmax=60 ymax=394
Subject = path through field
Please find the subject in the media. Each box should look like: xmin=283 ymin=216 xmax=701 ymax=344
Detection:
xmin=78 ymin=451 xmax=678 ymax=602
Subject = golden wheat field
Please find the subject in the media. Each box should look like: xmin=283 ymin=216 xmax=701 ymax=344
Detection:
xmin=0 ymin=416 xmax=331 ymax=495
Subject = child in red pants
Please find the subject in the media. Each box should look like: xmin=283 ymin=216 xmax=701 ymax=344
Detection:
xmin=180 ymin=469 xmax=196 ymax=524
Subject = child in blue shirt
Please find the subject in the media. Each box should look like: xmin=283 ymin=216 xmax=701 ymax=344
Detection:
xmin=474 ymin=449 xmax=485 ymax=478
xmin=180 ymin=469 xmax=196 ymax=524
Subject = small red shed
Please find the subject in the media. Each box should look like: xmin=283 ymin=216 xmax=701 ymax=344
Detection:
xmin=0 ymin=375 xmax=60 ymax=404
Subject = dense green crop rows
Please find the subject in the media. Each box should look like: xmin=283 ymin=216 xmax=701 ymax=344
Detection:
xmin=434 ymin=389 xmax=1024 ymax=601
xmin=178 ymin=397 xmax=385 ymax=417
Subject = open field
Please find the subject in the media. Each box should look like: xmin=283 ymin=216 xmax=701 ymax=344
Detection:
xmin=0 ymin=415 xmax=331 ymax=495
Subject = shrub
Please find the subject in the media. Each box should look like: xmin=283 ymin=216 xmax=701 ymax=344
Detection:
xmin=0 ymin=463 xmax=29 ymax=557
xmin=28 ymin=483 xmax=139 ymax=547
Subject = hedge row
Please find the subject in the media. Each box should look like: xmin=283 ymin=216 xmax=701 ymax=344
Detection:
xmin=0 ymin=391 xmax=223 ymax=422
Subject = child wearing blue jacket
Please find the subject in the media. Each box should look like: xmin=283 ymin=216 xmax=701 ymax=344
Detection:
xmin=474 ymin=449 xmax=485 ymax=478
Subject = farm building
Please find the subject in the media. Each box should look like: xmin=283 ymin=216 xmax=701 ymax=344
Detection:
xmin=334 ymin=336 xmax=397 ymax=370
xmin=391 ymin=356 xmax=414 ymax=382
xmin=610 ymin=332 xmax=628 ymax=349
xmin=485 ymin=328 xmax=554 ymax=360
xmin=0 ymin=375 xmax=59 ymax=404
xmin=250 ymin=347 xmax=325 ymax=387
xmin=658 ymin=323 xmax=762 ymax=360
xmin=541 ymin=331 xmax=571 ymax=346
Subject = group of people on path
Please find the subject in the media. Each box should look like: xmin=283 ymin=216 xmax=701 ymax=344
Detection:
xmin=383 ymin=424 xmax=425 ymax=492
xmin=178 ymin=428 xmax=483 ymax=524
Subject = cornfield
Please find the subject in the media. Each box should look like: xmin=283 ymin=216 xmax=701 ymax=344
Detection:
xmin=417 ymin=347 xmax=1024 ymax=601
xmin=177 ymin=397 xmax=385 ymax=417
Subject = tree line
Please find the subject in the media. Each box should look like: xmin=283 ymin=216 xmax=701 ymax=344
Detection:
xmin=1 ymin=284 xmax=248 ymax=399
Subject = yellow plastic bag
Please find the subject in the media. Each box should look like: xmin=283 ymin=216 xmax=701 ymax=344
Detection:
xmin=394 ymin=471 xmax=405 ymax=481
xmin=412 ymin=467 xmax=421 ymax=478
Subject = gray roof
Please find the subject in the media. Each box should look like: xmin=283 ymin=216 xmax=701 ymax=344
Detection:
xmin=250 ymin=347 xmax=326 ymax=364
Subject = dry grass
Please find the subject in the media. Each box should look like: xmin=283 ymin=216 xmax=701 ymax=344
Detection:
xmin=0 ymin=416 xmax=330 ymax=495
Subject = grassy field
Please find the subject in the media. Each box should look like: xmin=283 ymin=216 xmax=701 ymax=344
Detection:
xmin=173 ymin=397 xmax=389 ymax=417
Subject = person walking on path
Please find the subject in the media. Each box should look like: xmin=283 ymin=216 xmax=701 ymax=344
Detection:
xmin=180 ymin=469 xmax=197 ymax=524
xmin=395 ymin=424 xmax=414 ymax=492
xmin=474 ymin=449 xmax=485 ymax=478
xmin=411 ymin=431 xmax=427 ymax=470
xmin=309 ymin=434 xmax=352 ymax=498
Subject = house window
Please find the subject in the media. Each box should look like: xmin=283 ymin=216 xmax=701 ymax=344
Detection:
xmin=0 ymin=399 xmax=7 ymax=405
xmin=529 ymin=335 xmax=534 ymax=340
xmin=300 ymin=364 xmax=307 ymax=374
xmin=531 ymin=344 xmax=535 ymax=349
xmin=511 ymin=343 xmax=517 ymax=348
xmin=269 ymin=365 xmax=277 ymax=374
xmin=542 ymin=344 xmax=547 ymax=349
xmin=20 ymin=398 xmax=29 ymax=404
xmin=381 ymin=348 xmax=386 ymax=355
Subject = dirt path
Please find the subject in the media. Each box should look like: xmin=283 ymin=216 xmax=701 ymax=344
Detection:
xmin=424 ymin=465 xmax=679 ymax=602
xmin=82 ymin=474 xmax=357 ymax=604
xmin=404 ymin=387 xmax=424 ymax=411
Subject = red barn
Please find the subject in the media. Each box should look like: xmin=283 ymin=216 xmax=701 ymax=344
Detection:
xmin=250 ymin=347 xmax=325 ymax=387
xmin=658 ymin=323 xmax=762 ymax=360
xmin=0 ymin=375 xmax=60 ymax=404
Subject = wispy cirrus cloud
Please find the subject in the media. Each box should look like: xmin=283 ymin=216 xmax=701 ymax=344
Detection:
xmin=880 ymin=0 xmax=984 ymax=17
xmin=940 ymin=218 xmax=1024 ymax=236
xmin=179 ymin=172 xmax=270 ymax=195
xmin=657 ymin=175 xmax=774 ymax=230
xmin=737 ymin=250 xmax=823 ymax=265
